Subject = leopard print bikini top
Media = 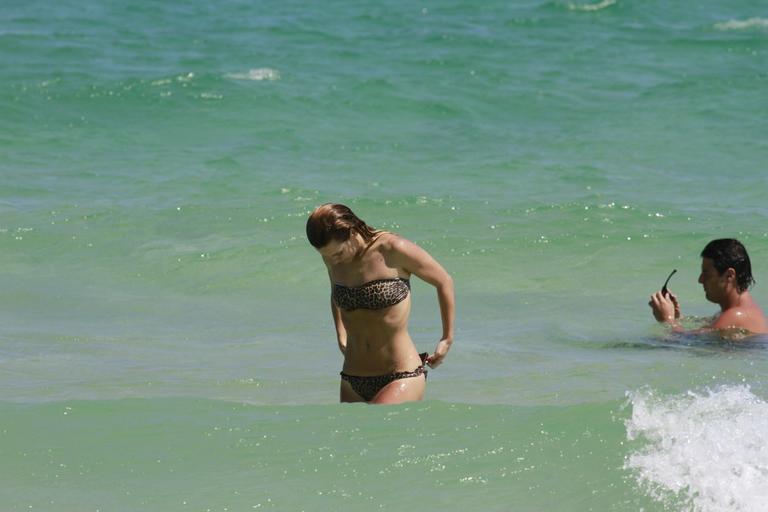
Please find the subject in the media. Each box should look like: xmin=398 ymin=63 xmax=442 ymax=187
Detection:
xmin=333 ymin=278 xmax=411 ymax=311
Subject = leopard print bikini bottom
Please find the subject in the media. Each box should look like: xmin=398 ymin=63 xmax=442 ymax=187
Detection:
xmin=340 ymin=353 xmax=428 ymax=402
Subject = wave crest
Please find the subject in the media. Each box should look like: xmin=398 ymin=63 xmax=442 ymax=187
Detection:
xmin=225 ymin=68 xmax=281 ymax=81
xmin=568 ymin=0 xmax=616 ymax=12
xmin=715 ymin=18 xmax=768 ymax=31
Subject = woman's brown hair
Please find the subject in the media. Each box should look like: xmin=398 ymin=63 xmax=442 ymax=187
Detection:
xmin=306 ymin=203 xmax=380 ymax=249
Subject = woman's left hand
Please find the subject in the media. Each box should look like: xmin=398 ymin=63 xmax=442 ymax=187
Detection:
xmin=426 ymin=338 xmax=452 ymax=368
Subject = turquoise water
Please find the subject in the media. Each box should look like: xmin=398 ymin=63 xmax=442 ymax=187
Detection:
xmin=2 ymin=1 xmax=768 ymax=510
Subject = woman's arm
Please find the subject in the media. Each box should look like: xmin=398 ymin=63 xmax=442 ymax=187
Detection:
xmin=387 ymin=236 xmax=455 ymax=368
xmin=326 ymin=270 xmax=347 ymax=354
xmin=331 ymin=295 xmax=347 ymax=354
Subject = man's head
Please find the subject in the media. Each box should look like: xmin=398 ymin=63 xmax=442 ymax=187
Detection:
xmin=699 ymin=239 xmax=754 ymax=301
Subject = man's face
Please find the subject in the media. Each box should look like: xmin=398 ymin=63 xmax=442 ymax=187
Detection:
xmin=698 ymin=257 xmax=726 ymax=303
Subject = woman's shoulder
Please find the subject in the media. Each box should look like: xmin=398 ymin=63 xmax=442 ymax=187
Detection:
xmin=372 ymin=232 xmax=409 ymax=253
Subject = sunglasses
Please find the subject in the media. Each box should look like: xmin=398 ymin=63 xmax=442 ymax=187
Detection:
xmin=661 ymin=269 xmax=677 ymax=296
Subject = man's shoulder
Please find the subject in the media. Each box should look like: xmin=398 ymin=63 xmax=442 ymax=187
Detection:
xmin=714 ymin=305 xmax=768 ymax=332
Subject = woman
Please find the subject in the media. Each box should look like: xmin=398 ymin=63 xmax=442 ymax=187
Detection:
xmin=306 ymin=203 xmax=455 ymax=404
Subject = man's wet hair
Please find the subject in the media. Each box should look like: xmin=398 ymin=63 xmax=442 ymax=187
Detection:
xmin=701 ymin=238 xmax=755 ymax=292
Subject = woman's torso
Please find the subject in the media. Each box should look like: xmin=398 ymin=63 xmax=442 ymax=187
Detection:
xmin=328 ymin=234 xmax=422 ymax=375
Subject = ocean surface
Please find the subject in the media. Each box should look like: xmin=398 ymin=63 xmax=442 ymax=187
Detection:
xmin=2 ymin=0 xmax=768 ymax=510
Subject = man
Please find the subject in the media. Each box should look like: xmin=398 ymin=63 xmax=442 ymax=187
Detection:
xmin=649 ymin=238 xmax=768 ymax=335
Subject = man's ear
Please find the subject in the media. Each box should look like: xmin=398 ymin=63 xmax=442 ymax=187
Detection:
xmin=724 ymin=267 xmax=737 ymax=283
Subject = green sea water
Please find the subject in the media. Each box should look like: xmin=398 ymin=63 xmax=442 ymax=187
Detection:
xmin=2 ymin=0 xmax=768 ymax=510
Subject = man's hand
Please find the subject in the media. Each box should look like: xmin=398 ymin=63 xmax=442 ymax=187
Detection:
xmin=649 ymin=290 xmax=680 ymax=323
xmin=667 ymin=291 xmax=681 ymax=319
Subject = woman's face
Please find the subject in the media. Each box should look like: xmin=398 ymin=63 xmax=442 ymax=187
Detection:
xmin=317 ymin=237 xmax=358 ymax=265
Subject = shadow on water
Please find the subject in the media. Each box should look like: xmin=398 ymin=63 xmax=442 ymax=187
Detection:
xmin=595 ymin=312 xmax=768 ymax=355
xmin=600 ymin=333 xmax=768 ymax=355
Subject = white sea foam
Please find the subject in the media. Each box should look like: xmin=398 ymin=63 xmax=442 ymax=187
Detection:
xmin=715 ymin=18 xmax=768 ymax=31
xmin=568 ymin=0 xmax=616 ymax=12
xmin=225 ymin=68 xmax=281 ymax=81
xmin=625 ymin=385 xmax=768 ymax=512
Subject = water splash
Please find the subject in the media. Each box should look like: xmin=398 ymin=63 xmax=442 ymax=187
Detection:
xmin=625 ymin=385 xmax=768 ymax=512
